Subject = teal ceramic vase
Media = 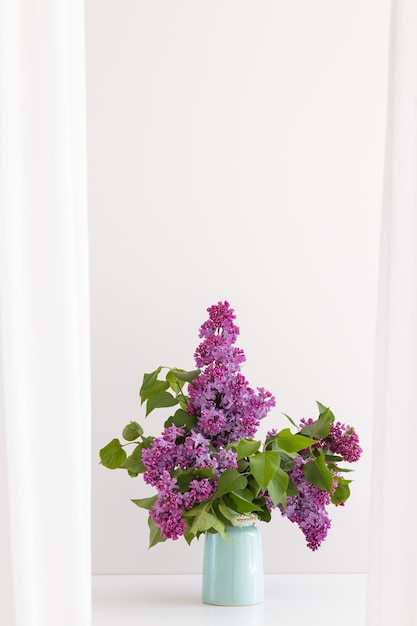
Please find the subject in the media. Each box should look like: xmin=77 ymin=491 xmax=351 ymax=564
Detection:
xmin=202 ymin=514 xmax=264 ymax=606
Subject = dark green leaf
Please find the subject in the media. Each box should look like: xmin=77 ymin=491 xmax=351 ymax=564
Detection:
xmin=331 ymin=478 xmax=351 ymax=505
xmin=303 ymin=455 xmax=333 ymax=492
xmin=148 ymin=515 xmax=166 ymax=548
xmin=237 ymin=458 xmax=250 ymax=473
xmin=324 ymin=454 xmax=344 ymax=462
xmin=280 ymin=456 xmax=297 ymax=473
xmin=195 ymin=467 xmax=215 ymax=479
xmin=169 ymin=369 xmax=201 ymax=383
xmin=176 ymin=472 xmax=194 ymax=492
xmin=276 ymin=428 xmax=317 ymax=453
xmin=286 ymin=478 xmax=300 ymax=497
xmin=122 ymin=421 xmax=144 ymax=441
xmin=164 ymin=409 xmax=197 ymax=431
xmin=183 ymin=520 xmax=196 ymax=545
xmin=214 ymin=468 xmax=247 ymax=498
xmin=132 ymin=495 xmax=158 ymax=510
xmin=247 ymin=476 xmax=262 ymax=499
xmin=99 ymin=439 xmax=127 ymax=469
xmin=249 ymin=450 xmax=281 ymax=491
xmin=255 ymin=502 xmax=272 ymax=523
xmin=146 ymin=391 xmax=178 ymax=416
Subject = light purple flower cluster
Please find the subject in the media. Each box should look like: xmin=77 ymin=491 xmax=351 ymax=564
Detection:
xmin=279 ymin=458 xmax=332 ymax=551
xmin=142 ymin=302 xmax=275 ymax=540
xmin=149 ymin=471 xmax=186 ymax=540
xmin=188 ymin=301 xmax=276 ymax=445
xmin=299 ymin=417 xmax=362 ymax=463
xmin=142 ymin=425 xmax=237 ymax=539
xmin=327 ymin=422 xmax=362 ymax=463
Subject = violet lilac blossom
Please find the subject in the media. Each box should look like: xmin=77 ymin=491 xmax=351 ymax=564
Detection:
xmin=142 ymin=301 xmax=275 ymax=540
xmin=279 ymin=458 xmax=332 ymax=551
xmin=188 ymin=301 xmax=276 ymax=446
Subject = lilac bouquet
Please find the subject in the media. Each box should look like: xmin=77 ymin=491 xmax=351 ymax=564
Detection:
xmin=100 ymin=301 xmax=362 ymax=551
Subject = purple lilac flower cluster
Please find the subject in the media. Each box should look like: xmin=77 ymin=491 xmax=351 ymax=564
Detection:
xmin=327 ymin=422 xmax=362 ymax=462
xmin=277 ymin=417 xmax=362 ymax=550
xmin=279 ymin=457 xmax=332 ymax=551
xmin=299 ymin=418 xmax=362 ymax=462
xmin=188 ymin=301 xmax=276 ymax=446
xmin=141 ymin=301 xmax=275 ymax=540
xmin=142 ymin=425 xmax=237 ymax=539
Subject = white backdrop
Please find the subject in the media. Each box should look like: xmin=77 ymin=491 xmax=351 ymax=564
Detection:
xmin=87 ymin=1 xmax=391 ymax=574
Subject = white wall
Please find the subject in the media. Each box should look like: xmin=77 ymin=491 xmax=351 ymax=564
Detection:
xmin=87 ymin=0 xmax=390 ymax=574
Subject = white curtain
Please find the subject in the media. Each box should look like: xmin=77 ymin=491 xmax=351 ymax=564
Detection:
xmin=0 ymin=2 xmax=91 ymax=626
xmin=367 ymin=0 xmax=417 ymax=624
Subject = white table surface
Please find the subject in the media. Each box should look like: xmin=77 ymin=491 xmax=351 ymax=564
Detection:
xmin=93 ymin=573 xmax=367 ymax=626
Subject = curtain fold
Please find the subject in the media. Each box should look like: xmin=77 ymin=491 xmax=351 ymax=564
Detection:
xmin=0 ymin=2 xmax=91 ymax=625
xmin=367 ymin=0 xmax=417 ymax=624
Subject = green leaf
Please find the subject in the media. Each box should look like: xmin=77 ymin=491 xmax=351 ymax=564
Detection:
xmin=183 ymin=518 xmax=196 ymax=545
xmin=195 ymin=468 xmax=215 ymax=479
xmin=276 ymin=428 xmax=317 ymax=453
xmin=148 ymin=515 xmax=166 ymax=548
xmin=177 ymin=396 xmax=189 ymax=410
xmin=236 ymin=438 xmax=261 ymax=459
xmin=169 ymin=369 xmax=201 ymax=383
xmin=247 ymin=476 xmax=262 ymax=499
xmin=122 ymin=421 xmax=144 ymax=441
xmin=140 ymin=367 xmax=163 ymax=404
xmin=280 ymin=456 xmax=296 ymax=473
xmin=146 ymin=391 xmax=178 ymax=416
xmin=141 ymin=379 xmax=170 ymax=404
xmin=331 ymin=479 xmax=351 ymax=505
xmin=299 ymin=405 xmax=334 ymax=439
xmin=99 ymin=439 xmax=127 ymax=469
xmin=217 ymin=502 xmax=240 ymax=526
xmin=255 ymin=502 xmax=272 ymax=523
xmin=229 ymin=491 xmax=262 ymax=513
xmin=267 ymin=467 xmax=289 ymax=507
xmin=303 ymin=454 xmax=333 ymax=492
xmin=120 ymin=443 xmax=146 ymax=475
xmin=131 ymin=495 xmax=158 ymax=510
xmin=186 ymin=505 xmax=227 ymax=540
xmin=214 ymin=468 xmax=247 ymax=498
xmin=164 ymin=409 xmax=197 ymax=431
xmin=165 ymin=369 xmax=186 ymax=394
xmin=249 ymin=450 xmax=281 ymax=491
xmin=317 ymin=401 xmax=330 ymax=415
xmin=286 ymin=478 xmax=300 ymax=497
xmin=324 ymin=454 xmax=344 ymax=462
xmin=282 ymin=413 xmax=299 ymax=428
xmin=175 ymin=472 xmax=194 ymax=492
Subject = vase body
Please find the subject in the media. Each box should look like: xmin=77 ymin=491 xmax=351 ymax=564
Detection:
xmin=202 ymin=520 xmax=264 ymax=606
